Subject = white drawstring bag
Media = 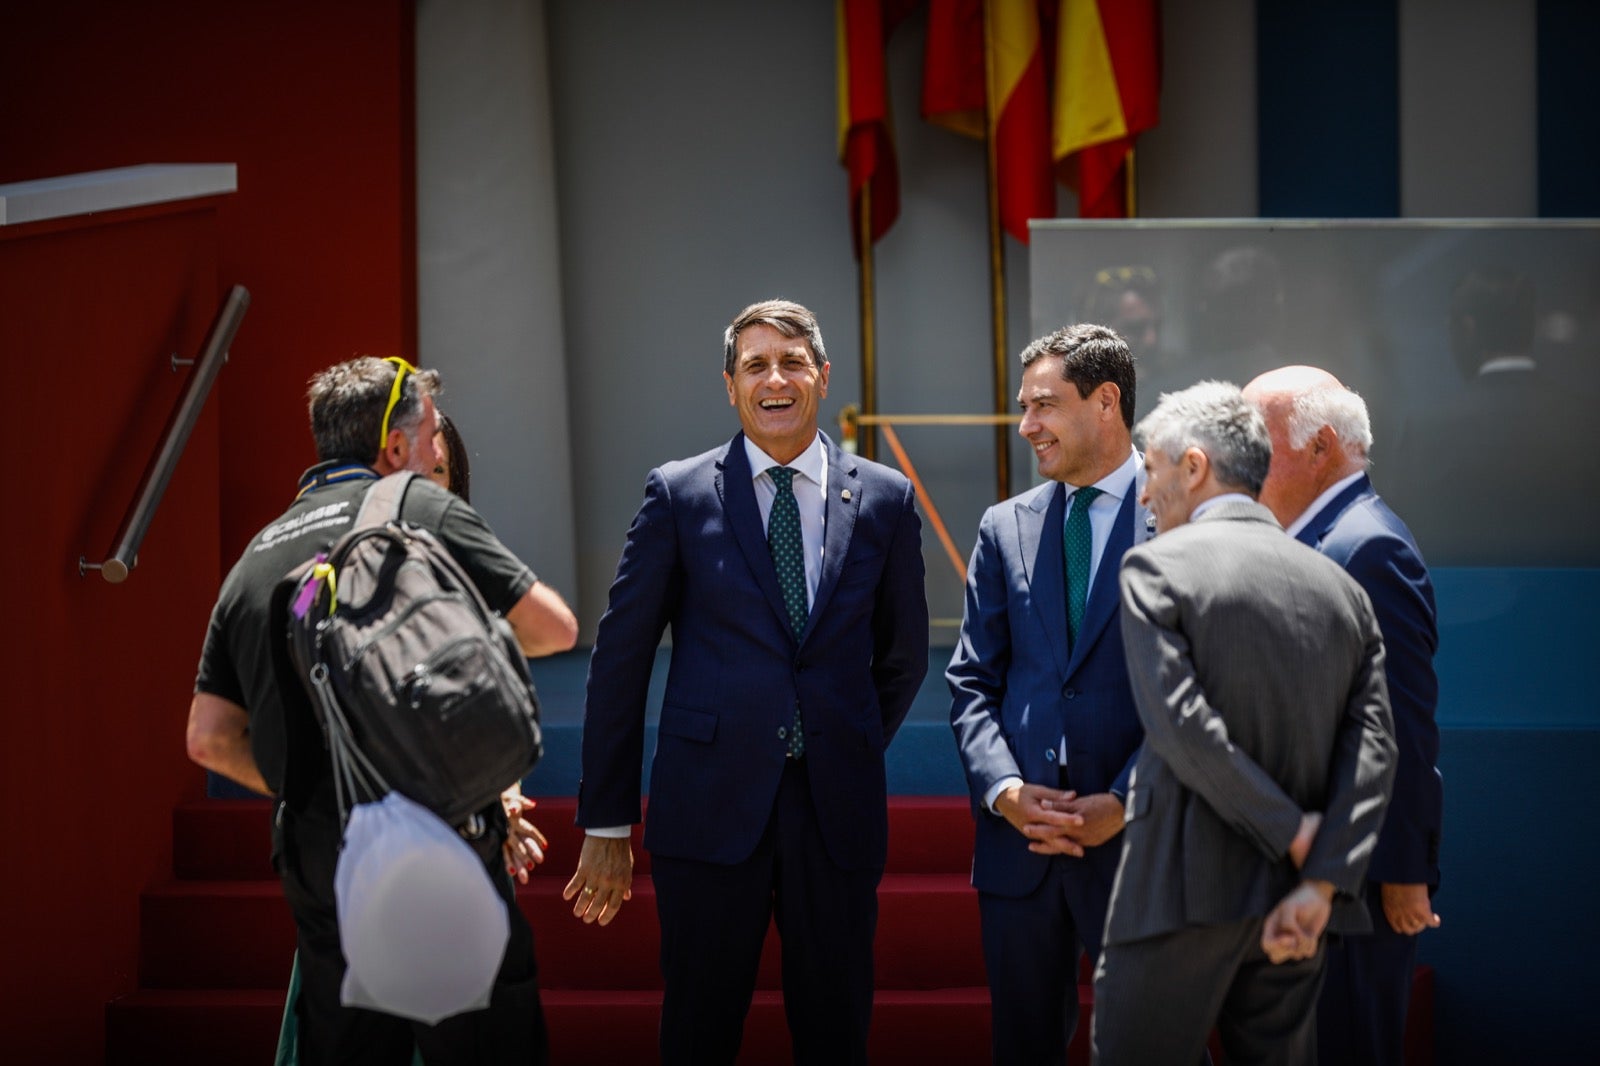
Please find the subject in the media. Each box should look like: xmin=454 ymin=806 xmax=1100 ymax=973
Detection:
xmin=334 ymin=791 xmax=509 ymax=1024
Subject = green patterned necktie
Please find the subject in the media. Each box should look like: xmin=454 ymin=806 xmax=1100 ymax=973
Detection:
xmin=1065 ymin=486 xmax=1102 ymax=647
xmin=768 ymin=466 xmax=807 ymax=757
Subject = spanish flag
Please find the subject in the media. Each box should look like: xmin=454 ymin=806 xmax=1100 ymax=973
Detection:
xmin=837 ymin=0 xmax=917 ymax=258
xmin=922 ymin=0 xmax=984 ymax=138
xmin=1052 ymin=0 xmax=1160 ymax=218
xmin=987 ymin=0 xmax=1056 ymax=241
xmin=924 ymin=0 xmax=1055 ymax=243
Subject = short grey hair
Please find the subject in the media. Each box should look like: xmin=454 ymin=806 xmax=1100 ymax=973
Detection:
xmin=1286 ymin=383 xmax=1373 ymax=460
xmin=1136 ymin=380 xmax=1273 ymax=497
xmin=308 ymin=356 xmax=440 ymax=464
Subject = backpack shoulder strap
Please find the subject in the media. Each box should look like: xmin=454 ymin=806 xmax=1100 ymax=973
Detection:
xmin=352 ymin=472 xmax=415 ymax=531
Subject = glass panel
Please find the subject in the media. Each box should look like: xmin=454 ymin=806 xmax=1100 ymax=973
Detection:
xmin=1031 ymin=220 xmax=1600 ymax=567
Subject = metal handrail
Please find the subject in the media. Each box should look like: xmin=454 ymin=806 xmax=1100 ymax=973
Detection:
xmin=81 ymin=284 xmax=250 ymax=583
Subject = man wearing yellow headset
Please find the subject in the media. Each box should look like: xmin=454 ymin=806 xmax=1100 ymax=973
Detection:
xmin=186 ymin=356 xmax=577 ymax=1065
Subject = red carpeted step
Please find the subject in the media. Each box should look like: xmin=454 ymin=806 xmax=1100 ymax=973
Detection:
xmin=865 ymin=988 xmax=994 ymax=1065
xmin=171 ymin=795 xmax=977 ymax=880
xmin=107 ymin=987 xmax=996 ymax=1066
xmin=1406 ymin=964 xmax=1435 ymax=1066
xmin=883 ymin=796 xmax=977 ymax=874
xmin=138 ymin=880 xmax=295 ymax=989
xmin=105 ymin=988 xmax=285 ymax=1066
xmin=872 ymin=874 xmax=985 ymax=988
xmin=541 ymin=990 xmax=807 ymax=1064
xmin=526 ymin=877 xmax=688 ymax=992
xmin=110 ymin=979 xmax=1412 ymax=1066
xmin=171 ymin=799 xmax=277 ymax=881
xmin=138 ymin=870 xmax=985 ymax=992
xmin=171 ymin=798 xmax=615 ymax=882
xmin=529 ymin=871 xmax=981 ymax=991
xmin=125 ymin=793 xmax=1432 ymax=1066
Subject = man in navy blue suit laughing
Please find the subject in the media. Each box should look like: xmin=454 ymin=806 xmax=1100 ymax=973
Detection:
xmin=565 ymin=299 xmax=929 ymax=1066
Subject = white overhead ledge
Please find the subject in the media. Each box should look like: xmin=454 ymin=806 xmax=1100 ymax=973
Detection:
xmin=0 ymin=164 xmax=237 ymax=226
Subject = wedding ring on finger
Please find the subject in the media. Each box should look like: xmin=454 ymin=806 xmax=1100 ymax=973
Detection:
xmin=583 ymin=886 xmax=597 ymax=897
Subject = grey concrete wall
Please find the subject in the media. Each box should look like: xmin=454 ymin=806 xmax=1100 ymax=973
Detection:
xmin=415 ymin=0 xmax=578 ymax=600
xmin=1140 ymin=0 xmax=1258 ymax=218
xmin=1400 ymin=0 xmax=1537 ymax=217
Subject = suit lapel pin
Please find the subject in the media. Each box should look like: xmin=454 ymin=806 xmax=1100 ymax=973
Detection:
xmin=841 ymin=489 xmax=852 ymax=502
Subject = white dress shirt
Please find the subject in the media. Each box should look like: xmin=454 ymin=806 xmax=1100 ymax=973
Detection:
xmin=1283 ymin=470 xmax=1365 ymax=540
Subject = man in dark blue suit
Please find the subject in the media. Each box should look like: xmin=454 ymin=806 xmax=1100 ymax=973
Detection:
xmin=948 ymin=324 xmax=1153 ymax=1065
xmin=1245 ymin=366 xmax=1443 ymax=1066
xmin=565 ymin=299 xmax=929 ymax=1066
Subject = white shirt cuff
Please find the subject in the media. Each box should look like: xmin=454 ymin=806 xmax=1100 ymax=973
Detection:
xmin=585 ymin=825 xmax=632 ymax=839
xmin=984 ymin=776 xmax=1024 ymax=816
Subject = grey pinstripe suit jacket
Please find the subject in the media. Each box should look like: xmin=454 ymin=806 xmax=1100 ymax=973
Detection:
xmin=1105 ymin=500 xmax=1397 ymax=946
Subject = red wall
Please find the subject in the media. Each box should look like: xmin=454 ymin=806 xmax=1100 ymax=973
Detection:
xmin=0 ymin=202 xmax=226 ymax=1062
xmin=0 ymin=3 xmax=414 ymax=1061
xmin=0 ymin=0 xmax=417 ymax=559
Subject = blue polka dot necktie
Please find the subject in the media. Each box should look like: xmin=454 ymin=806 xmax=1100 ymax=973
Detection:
xmin=1065 ymin=486 xmax=1102 ymax=648
xmin=768 ymin=466 xmax=807 ymax=757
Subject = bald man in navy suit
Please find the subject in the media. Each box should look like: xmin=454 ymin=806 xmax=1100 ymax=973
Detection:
xmin=1246 ymin=366 xmax=1442 ymax=1066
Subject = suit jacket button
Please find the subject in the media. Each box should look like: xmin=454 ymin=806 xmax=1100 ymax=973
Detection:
xmin=1063 ymin=687 xmax=1077 ymax=699
xmin=1045 ymin=749 xmax=1056 ymax=762
xmin=777 ymin=726 xmax=788 ymax=740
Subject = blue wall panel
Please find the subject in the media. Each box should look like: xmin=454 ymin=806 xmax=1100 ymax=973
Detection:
xmin=1422 ymin=726 xmax=1600 ymax=1063
xmin=1258 ymin=0 xmax=1400 ymax=216
xmin=1537 ymin=0 xmax=1600 ymax=216
xmin=1434 ymin=568 xmax=1600 ymax=727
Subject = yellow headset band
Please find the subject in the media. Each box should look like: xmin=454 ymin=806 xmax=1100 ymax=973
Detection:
xmin=377 ymin=356 xmax=420 ymax=455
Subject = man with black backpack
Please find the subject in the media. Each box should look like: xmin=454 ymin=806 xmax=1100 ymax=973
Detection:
xmin=186 ymin=356 xmax=577 ymax=1065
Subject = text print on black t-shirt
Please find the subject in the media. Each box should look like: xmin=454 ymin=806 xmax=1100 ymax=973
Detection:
xmin=255 ymin=500 xmax=356 ymax=554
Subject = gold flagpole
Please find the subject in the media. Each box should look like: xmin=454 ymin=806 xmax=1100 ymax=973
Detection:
xmin=1125 ymin=147 xmax=1138 ymax=217
xmin=857 ymin=183 xmax=878 ymax=461
xmin=983 ymin=0 xmax=1010 ymax=502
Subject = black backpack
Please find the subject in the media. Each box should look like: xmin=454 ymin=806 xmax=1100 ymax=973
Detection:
xmin=284 ymin=473 xmax=543 ymax=827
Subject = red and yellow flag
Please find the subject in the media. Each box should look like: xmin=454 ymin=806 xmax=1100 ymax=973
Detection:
xmin=987 ymin=0 xmax=1056 ymax=241
xmin=923 ymin=0 xmax=1055 ymax=243
xmin=837 ymin=0 xmax=918 ymax=257
xmin=1052 ymin=0 xmax=1160 ymax=218
xmin=922 ymin=0 xmax=985 ymax=138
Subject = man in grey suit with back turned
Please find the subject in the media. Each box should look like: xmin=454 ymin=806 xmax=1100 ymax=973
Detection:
xmin=1092 ymin=382 xmax=1397 ymax=1066
xmin=949 ymin=323 xmax=1152 ymax=1065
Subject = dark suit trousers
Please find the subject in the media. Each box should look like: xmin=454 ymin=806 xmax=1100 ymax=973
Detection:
xmin=978 ymin=850 xmax=1115 ymax=1066
xmin=1318 ymin=881 xmax=1420 ymax=1066
xmin=1092 ymin=917 xmax=1324 ymax=1066
xmin=651 ymin=760 xmax=882 ymax=1066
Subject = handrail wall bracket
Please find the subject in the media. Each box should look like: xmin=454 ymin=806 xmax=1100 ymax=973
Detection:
xmin=172 ymin=350 xmax=228 ymax=372
xmin=82 ymin=284 xmax=251 ymax=583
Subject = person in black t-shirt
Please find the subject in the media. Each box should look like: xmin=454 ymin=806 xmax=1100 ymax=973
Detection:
xmin=187 ymin=356 xmax=577 ymax=1066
